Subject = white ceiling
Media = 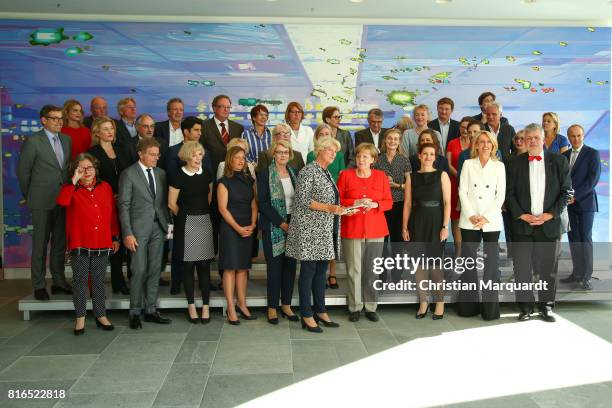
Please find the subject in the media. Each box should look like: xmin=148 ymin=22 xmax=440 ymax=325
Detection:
xmin=0 ymin=0 xmax=611 ymax=25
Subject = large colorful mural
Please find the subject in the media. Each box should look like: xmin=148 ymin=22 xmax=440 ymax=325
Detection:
xmin=1 ymin=20 xmax=609 ymax=267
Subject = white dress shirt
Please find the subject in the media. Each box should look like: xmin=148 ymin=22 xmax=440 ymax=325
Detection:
xmin=290 ymin=124 xmax=314 ymax=161
xmin=529 ymin=151 xmax=546 ymax=216
xmin=214 ymin=117 xmax=229 ymax=137
xmin=138 ymin=160 xmax=156 ymax=195
xmin=458 ymin=157 xmax=506 ymax=232
xmin=438 ymin=120 xmax=450 ymax=153
xmin=371 ymin=130 xmax=381 ymax=152
xmin=169 ymin=122 xmax=183 ymax=147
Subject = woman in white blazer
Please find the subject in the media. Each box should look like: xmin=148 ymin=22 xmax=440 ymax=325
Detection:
xmin=456 ymin=130 xmax=506 ymax=320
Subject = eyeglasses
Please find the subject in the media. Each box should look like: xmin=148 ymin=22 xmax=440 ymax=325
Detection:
xmin=331 ymin=115 xmax=342 ymax=120
xmin=274 ymin=150 xmax=290 ymax=156
xmin=45 ymin=116 xmax=63 ymax=122
xmin=78 ymin=166 xmax=95 ymax=172
xmin=215 ymin=105 xmax=231 ymax=110
xmin=146 ymin=153 xmax=160 ymax=158
xmin=275 ymin=131 xmax=291 ymax=136
xmin=288 ymin=110 xmax=302 ymax=115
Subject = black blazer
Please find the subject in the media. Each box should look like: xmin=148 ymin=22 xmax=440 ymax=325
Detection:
xmin=485 ymin=123 xmax=515 ymax=162
xmin=428 ymin=118 xmax=460 ymax=148
xmin=257 ymin=166 xmax=297 ymax=231
xmin=83 ymin=115 xmax=94 ymax=129
xmin=505 ymin=152 xmax=572 ymax=239
xmin=165 ymin=141 xmax=214 ymax=181
xmin=563 ymin=145 xmax=600 ymax=212
xmin=354 ymin=128 xmax=389 ymax=150
xmin=114 ymin=118 xmax=135 ymax=147
xmin=87 ymin=144 xmax=131 ymax=193
xmin=473 ymin=113 xmax=509 ymax=125
xmin=409 ymin=154 xmax=450 ymax=174
xmin=201 ymin=118 xmax=244 ymax=172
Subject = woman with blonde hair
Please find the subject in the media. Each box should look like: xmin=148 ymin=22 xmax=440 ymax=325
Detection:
xmin=542 ymin=112 xmax=569 ymax=154
xmin=62 ymin=99 xmax=92 ymax=159
xmin=401 ymin=104 xmax=442 ymax=157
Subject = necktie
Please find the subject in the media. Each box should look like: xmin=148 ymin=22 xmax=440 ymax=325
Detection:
xmin=146 ymin=168 xmax=155 ymax=198
xmin=52 ymin=136 xmax=64 ymax=168
xmin=570 ymin=150 xmax=579 ymax=168
xmin=528 ymin=155 xmax=541 ymax=162
xmin=220 ymin=122 xmax=229 ymax=145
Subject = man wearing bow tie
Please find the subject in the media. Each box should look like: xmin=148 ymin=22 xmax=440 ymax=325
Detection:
xmin=505 ymin=123 xmax=572 ymax=322
xmin=560 ymin=124 xmax=601 ymax=290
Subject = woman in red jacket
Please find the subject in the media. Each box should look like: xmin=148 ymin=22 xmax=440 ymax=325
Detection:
xmin=337 ymin=143 xmax=393 ymax=322
xmin=56 ymin=153 xmax=119 ymax=335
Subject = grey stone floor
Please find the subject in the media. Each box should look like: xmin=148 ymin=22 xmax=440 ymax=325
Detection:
xmin=1 ymin=279 xmax=612 ymax=407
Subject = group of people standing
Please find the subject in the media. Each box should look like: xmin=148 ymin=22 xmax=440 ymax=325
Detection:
xmin=16 ymin=91 xmax=601 ymax=335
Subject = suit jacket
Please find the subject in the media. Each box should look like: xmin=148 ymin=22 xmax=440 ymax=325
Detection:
xmin=505 ymin=152 xmax=572 ymax=239
xmin=201 ymin=118 xmax=244 ymax=173
xmin=428 ymin=118 xmax=460 ymax=149
xmin=114 ymin=118 xmax=135 ymax=147
xmin=473 ymin=113 xmax=509 ymax=125
xmin=336 ymin=128 xmax=355 ymax=168
xmin=354 ymin=128 xmax=389 ymax=150
xmin=83 ymin=115 xmax=94 ymax=129
xmin=165 ymin=141 xmax=214 ymax=181
xmin=17 ymin=130 xmax=72 ymax=210
xmin=153 ymin=119 xmax=180 ymax=153
xmin=118 ymin=162 xmax=171 ymax=238
xmin=563 ymin=145 xmax=600 ymax=212
xmin=485 ymin=123 xmax=515 ymax=162
xmin=255 ymin=149 xmax=305 ymax=174
xmin=122 ymin=136 xmax=168 ymax=170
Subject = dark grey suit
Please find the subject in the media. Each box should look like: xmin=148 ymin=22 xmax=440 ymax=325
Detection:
xmin=17 ymin=130 xmax=71 ymax=289
xmin=118 ymin=162 xmax=171 ymax=315
xmin=354 ymin=128 xmax=389 ymax=150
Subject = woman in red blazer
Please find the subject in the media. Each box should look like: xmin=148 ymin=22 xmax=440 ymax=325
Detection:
xmin=337 ymin=143 xmax=392 ymax=322
xmin=56 ymin=153 xmax=119 ymax=335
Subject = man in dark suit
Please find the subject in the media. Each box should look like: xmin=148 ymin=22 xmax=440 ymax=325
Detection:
xmin=201 ymin=94 xmax=244 ymax=173
xmin=472 ymin=91 xmax=509 ymax=125
xmin=118 ymin=138 xmax=172 ymax=329
xmin=427 ymin=97 xmax=460 ymax=151
xmin=561 ymin=124 xmax=601 ymax=290
xmin=17 ymin=105 xmax=73 ymax=300
xmin=506 ymin=123 xmax=572 ymax=322
xmin=354 ymin=108 xmax=388 ymax=151
xmin=114 ymin=97 xmax=138 ymax=147
xmin=484 ymin=102 xmax=515 ymax=162
xmin=154 ymin=97 xmax=184 ymax=153
xmin=83 ymin=96 xmax=108 ymax=129
xmin=124 ymin=114 xmax=168 ymax=169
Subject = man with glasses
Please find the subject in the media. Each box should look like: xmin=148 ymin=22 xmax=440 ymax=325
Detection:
xmin=114 ymin=97 xmax=138 ymax=146
xmin=83 ymin=96 xmax=108 ymax=129
xmin=201 ymin=95 xmax=245 ymax=173
xmin=17 ymin=105 xmax=73 ymax=300
xmin=354 ymin=108 xmax=389 ymax=151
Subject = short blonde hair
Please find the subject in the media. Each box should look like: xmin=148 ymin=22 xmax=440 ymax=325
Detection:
xmin=413 ymin=104 xmax=431 ymax=121
xmin=270 ymin=139 xmax=294 ymax=161
xmin=542 ymin=112 xmax=560 ymax=135
xmin=355 ymin=142 xmax=378 ymax=161
xmin=117 ymin=97 xmax=136 ymax=116
xmin=314 ymin=136 xmax=341 ymax=157
xmin=471 ymin=130 xmax=499 ymax=160
xmin=395 ymin=115 xmax=415 ymax=132
xmin=178 ymin=141 xmax=204 ymax=163
xmin=380 ymin=128 xmax=405 ymax=155
xmin=314 ymin=123 xmax=332 ymax=140
xmin=272 ymin=123 xmax=292 ymax=139
xmin=91 ymin=116 xmax=116 ymax=145
xmin=227 ymin=137 xmax=249 ymax=153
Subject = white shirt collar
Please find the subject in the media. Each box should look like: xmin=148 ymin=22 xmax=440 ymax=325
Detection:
xmin=181 ymin=166 xmax=203 ymax=176
xmin=572 ymin=144 xmax=583 ymax=153
xmin=138 ymin=160 xmax=153 ymax=172
xmin=214 ymin=117 xmax=228 ymax=127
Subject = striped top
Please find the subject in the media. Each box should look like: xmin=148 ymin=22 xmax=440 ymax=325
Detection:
xmin=242 ymin=126 xmax=272 ymax=163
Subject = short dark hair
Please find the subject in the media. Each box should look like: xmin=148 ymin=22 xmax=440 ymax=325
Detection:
xmin=467 ymin=119 xmax=483 ymax=130
xmin=39 ymin=104 xmax=62 ymax=119
xmin=437 ymin=97 xmax=454 ymax=110
xmin=181 ymin=116 xmax=202 ymax=133
xmin=250 ymin=104 xmax=269 ymax=122
xmin=367 ymin=108 xmax=383 ymax=118
xmin=212 ymin=94 xmax=231 ymax=107
xmin=166 ymin=97 xmax=183 ymax=111
xmin=460 ymin=116 xmax=474 ymax=125
xmin=68 ymin=152 xmax=99 ymax=179
xmin=418 ymin=129 xmax=441 ymax=154
xmin=418 ymin=142 xmax=437 ymax=155
xmin=137 ymin=137 xmax=160 ymax=153
xmin=322 ymin=106 xmax=339 ymax=124
xmin=478 ymin=92 xmax=496 ymax=106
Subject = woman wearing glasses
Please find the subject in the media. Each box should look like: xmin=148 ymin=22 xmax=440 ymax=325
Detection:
xmin=56 ymin=153 xmax=119 ymax=335
xmin=322 ymin=106 xmax=355 ymax=168
xmin=256 ymin=124 xmax=305 ymax=173
xmin=285 ymin=102 xmax=314 ymax=161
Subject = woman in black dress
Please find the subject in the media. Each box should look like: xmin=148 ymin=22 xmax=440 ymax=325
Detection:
xmin=88 ymin=116 xmax=131 ymax=295
xmin=402 ymin=143 xmax=451 ymax=320
xmin=168 ymin=141 xmax=215 ymax=324
xmin=217 ymin=146 xmax=258 ymax=324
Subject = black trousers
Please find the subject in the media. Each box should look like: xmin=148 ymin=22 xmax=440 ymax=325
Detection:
xmin=262 ymin=229 xmax=296 ymax=307
xmin=457 ymin=229 xmax=500 ymax=320
xmin=182 ymin=260 xmax=211 ymax=305
xmin=513 ymin=227 xmax=559 ymax=310
xmin=567 ymin=208 xmax=595 ymax=281
xmin=109 ymin=244 xmax=128 ymax=290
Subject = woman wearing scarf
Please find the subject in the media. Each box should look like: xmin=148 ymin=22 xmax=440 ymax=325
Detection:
xmin=56 ymin=153 xmax=119 ymax=335
xmin=257 ymin=140 xmax=299 ymax=325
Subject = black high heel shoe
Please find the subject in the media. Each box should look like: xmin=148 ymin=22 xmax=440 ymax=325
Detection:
xmin=95 ymin=319 xmax=115 ymax=331
xmin=73 ymin=327 xmax=85 ymax=336
xmin=432 ymin=305 xmax=444 ymax=320
xmin=237 ymin=307 xmax=257 ymax=320
xmin=301 ymin=317 xmax=323 ymax=333
xmin=314 ymin=314 xmax=339 ymax=328
xmin=415 ymin=304 xmax=429 ymax=319
xmin=280 ymin=309 xmax=299 ymax=322
xmin=187 ymin=313 xmax=200 ymax=324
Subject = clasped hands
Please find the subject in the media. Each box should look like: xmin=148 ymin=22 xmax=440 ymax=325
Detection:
xmin=519 ymin=212 xmax=553 ymax=226
xmin=468 ymin=215 xmax=489 ymax=229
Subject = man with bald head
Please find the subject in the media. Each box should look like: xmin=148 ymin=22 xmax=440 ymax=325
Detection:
xmin=83 ymin=96 xmax=108 ymax=128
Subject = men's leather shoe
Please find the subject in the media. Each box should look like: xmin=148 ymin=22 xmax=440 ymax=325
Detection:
xmin=144 ymin=312 xmax=171 ymax=324
xmin=170 ymin=286 xmax=181 ymax=295
xmin=518 ymin=312 xmax=531 ymax=321
xmin=560 ymin=275 xmax=580 ymax=284
xmin=112 ymin=286 xmax=130 ymax=295
xmin=348 ymin=311 xmax=360 ymax=322
xmin=129 ymin=315 xmax=142 ymax=330
xmin=538 ymin=305 xmax=556 ymax=323
xmin=34 ymin=288 xmax=50 ymax=301
xmin=365 ymin=312 xmax=379 ymax=322
xmin=582 ymin=280 xmax=593 ymax=290
xmin=159 ymin=278 xmax=170 ymax=286
xmin=51 ymin=284 xmax=73 ymax=295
